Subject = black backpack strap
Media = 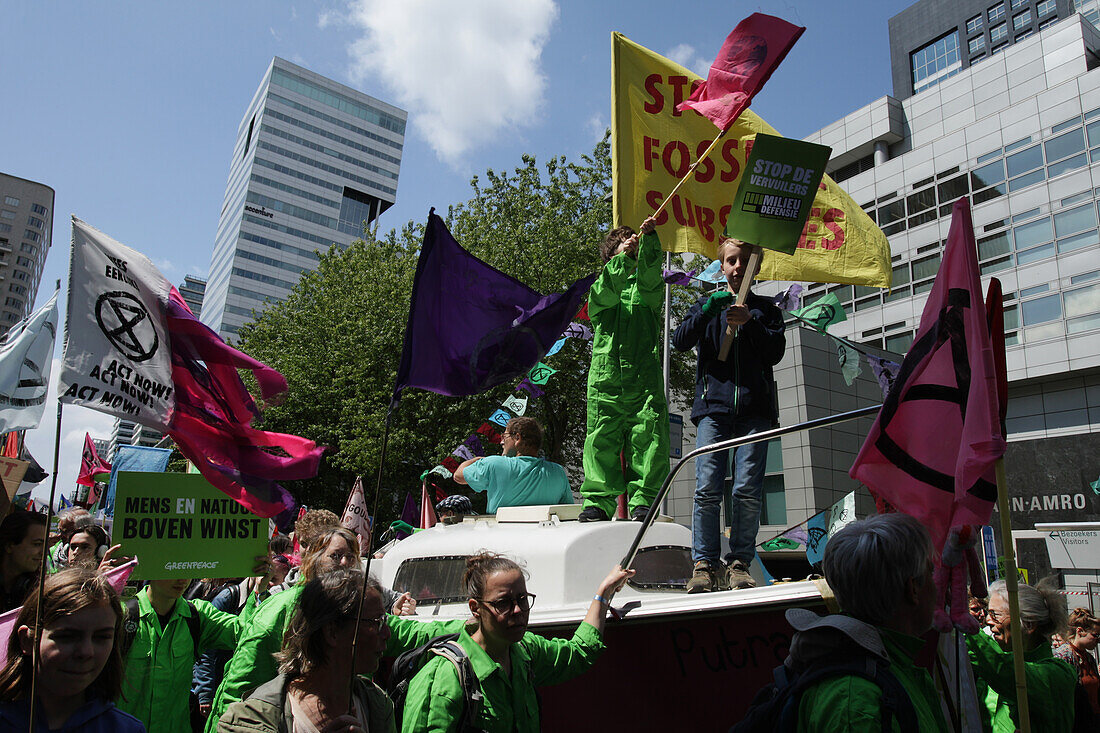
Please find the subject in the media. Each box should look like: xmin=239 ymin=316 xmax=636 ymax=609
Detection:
xmin=771 ymin=657 xmax=918 ymax=733
xmin=121 ymin=597 xmax=141 ymax=658
xmin=183 ymin=600 xmax=202 ymax=659
xmin=429 ymin=641 xmax=485 ymax=733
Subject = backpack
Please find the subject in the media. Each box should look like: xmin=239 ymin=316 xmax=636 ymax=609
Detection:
xmin=120 ymin=597 xmax=202 ymax=660
xmin=387 ymin=632 xmax=487 ymax=733
xmin=730 ymin=655 xmax=919 ymax=733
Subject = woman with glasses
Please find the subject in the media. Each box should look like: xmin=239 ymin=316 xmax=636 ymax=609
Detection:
xmin=219 ymin=569 xmax=396 ymax=732
xmin=399 ymin=552 xmax=633 ymax=732
xmin=968 ymin=577 xmax=1076 ymax=732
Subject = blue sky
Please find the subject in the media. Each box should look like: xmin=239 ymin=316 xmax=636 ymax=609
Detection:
xmin=3 ymin=0 xmax=911 ymax=503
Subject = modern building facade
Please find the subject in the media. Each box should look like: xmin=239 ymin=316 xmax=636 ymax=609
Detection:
xmin=179 ymin=275 xmax=206 ymax=318
xmin=0 ymin=173 xmax=53 ymax=332
xmin=202 ymin=57 xmax=407 ymax=340
xmin=703 ymin=5 xmax=1100 ymax=590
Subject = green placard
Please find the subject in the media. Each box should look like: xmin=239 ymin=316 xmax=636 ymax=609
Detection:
xmin=114 ymin=472 xmax=268 ymax=580
xmin=724 ymin=133 xmax=832 ymax=255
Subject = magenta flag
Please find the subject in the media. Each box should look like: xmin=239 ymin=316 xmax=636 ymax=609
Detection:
xmin=76 ymin=433 xmax=111 ymax=488
xmin=677 ymin=13 xmax=804 ymax=132
xmin=164 ymin=287 xmax=323 ymax=520
xmin=850 ymin=198 xmax=1006 ymax=549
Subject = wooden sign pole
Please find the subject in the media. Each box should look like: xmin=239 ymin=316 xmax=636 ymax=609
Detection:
xmin=717 ymin=247 xmax=761 ymax=361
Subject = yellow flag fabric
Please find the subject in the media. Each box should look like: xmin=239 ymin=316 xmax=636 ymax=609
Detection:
xmin=611 ymin=32 xmax=891 ymax=288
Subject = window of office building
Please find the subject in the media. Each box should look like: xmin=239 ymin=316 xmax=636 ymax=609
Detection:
xmin=1036 ymin=0 xmax=1055 ymax=14
xmin=912 ymin=32 xmax=962 ymax=93
xmin=990 ymin=23 xmax=1008 ymax=43
xmin=1011 ymin=0 xmax=1028 ymax=7
xmin=969 ymin=35 xmax=986 ymax=54
xmin=967 ymin=14 xmax=984 ymax=33
xmin=3 ymin=197 xmax=18 ymax=207
xmin=1014 ymin=9 xmax=1032 ymax=29
xmin=336 ymin=187 xmax=381 ymax=237
xmin=30 ymin=203 xmax=46 ymax=216
xmin=989 ymin=2 xmax=1007 ymax=22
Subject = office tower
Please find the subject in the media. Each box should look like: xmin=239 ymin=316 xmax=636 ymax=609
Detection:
xmin=201 ymin=57 xmax=407 ymax=340
xmin=0 ymin=173 xmax=53 ymax=332
xmin=727 ymin=4 xmax=1100 ymax=583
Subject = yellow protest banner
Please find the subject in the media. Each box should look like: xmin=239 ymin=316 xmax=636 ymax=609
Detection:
xmin=611 ymin=32 xmax=891 ymax=288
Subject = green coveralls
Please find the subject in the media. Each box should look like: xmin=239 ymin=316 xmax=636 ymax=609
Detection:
xmin=120 ymin=586 xmax=256 ymax=733
xmin=396 ymin=620 xmax=604 ymax=733
xmin=967 ymin=629 xmax=1077 ymax=732
xmin=580 ymin=229 xmax=669 ymax=516
xmin=205 ymin=584 xmax=304 ymax=732
xmin=797 ymin=628 xmax=949 ymax=732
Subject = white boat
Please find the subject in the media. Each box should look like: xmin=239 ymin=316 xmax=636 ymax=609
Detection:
xmin=376 ymin=503 xmax=830 ymax=731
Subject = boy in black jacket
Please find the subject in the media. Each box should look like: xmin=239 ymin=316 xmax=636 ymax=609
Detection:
xmin=672 ymin=238 xmax=785 ymax=592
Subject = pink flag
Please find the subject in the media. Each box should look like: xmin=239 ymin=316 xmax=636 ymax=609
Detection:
xmin=0 ymin=559 xmax=136 ymax=666
xmin=419 ymin=481 xmax=438 ymax=529
xmin=850 ymin=198 xmax=1006 ymax=549
xmin=76 ymin=433 xmax=111 ymax=488
xmin=677 ymin=13 xmax=804 ymax=132
xmin=340 ymin=477 xmax=372 ymax=555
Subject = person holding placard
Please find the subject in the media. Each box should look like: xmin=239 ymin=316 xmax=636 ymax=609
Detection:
xmin=119 ymin=558 xmax=271 ymax=733
xmin=577 ymin=216 xmax=668 ymax=523
xmin=672 ymin=237 xmax=785 ymax=592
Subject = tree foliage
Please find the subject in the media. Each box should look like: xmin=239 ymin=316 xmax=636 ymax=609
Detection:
xmin=236 ymin=135 xmax=697 ymax=526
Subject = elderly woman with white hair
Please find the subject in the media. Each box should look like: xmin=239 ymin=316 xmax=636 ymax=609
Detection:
xmin=968 ymin=577 xmax=1077 ymax=732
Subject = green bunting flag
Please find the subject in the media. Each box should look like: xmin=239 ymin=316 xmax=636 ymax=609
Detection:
xmin=792 ymin=292 xmax=846 ymax=333
xmin=837 ymin=343 xmax=862 ymax=386
xmin=527 ymin=362 xmax=556 ymax=385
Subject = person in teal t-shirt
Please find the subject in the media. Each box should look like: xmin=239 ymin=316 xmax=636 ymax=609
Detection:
xmin=455 ymin=417 xmax=573 ymax=513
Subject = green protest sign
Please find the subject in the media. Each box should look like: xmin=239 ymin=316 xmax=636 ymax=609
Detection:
xmin=724 ymin=133 xmax=832 ymax=255
xmin=114 ymin=472 xmax=268 ymax=580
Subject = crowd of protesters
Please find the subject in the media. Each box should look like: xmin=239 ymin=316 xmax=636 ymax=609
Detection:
xmin=0 ymin=501 xmax=1095 ymax=731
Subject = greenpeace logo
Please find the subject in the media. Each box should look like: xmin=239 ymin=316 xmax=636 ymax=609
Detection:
xmin=164 ymin=561 xmax=218 ymax=571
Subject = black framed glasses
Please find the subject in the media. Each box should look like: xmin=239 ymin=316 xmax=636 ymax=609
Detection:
xmin=987 ymin=608 xmax=1007 ymax=622
xmin=361 ymin=613 xmax=388 ymax=630
xmin=478 ymin=593 xmax=536 ymax=614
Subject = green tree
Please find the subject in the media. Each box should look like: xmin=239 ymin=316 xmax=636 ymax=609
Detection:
xmin=236 ymin=135 xmax=696 ymax=527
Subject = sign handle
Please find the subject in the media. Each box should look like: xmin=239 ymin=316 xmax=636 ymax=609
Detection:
xmin=994 ymin=457 xmax=1032 ymax=732
xmin=717 ymin=248 xmax=760 ymax=361
xmin=651 ymin=128 xmax=727 ymax=220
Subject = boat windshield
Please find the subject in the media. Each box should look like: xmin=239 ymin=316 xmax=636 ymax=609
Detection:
xmin=627 ymin=545 xmax=692 ymax=590
xmin=392 ymin=555 xmax=469 ymax=604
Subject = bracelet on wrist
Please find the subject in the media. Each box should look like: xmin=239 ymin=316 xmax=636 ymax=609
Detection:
xmin=594 ymin=594 xmax=610 ymax=605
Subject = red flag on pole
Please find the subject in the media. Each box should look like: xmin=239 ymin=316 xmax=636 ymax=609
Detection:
xmin=419 ymin=481 xmax=438 ymax=529
xmin=76 ymin=433 xmax=111 ymax=488
xmin=850 ymin=198 xmax=1007 ymax=550
xmin=677 ymin=13 xmax=805 ymax=132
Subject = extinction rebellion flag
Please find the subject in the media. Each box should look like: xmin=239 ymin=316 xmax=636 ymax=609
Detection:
xmin=59 ymin=217 xmax=174 ymax=429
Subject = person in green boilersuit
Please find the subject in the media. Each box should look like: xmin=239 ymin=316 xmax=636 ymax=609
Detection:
xmin=789 ymin=513 xmax=950 ymax=732
xmin=399 ymin=553 xmax=633 ymax=733
xmin=968 ymin=578 xmax=1077 ymax=732
xmin=578 ymin=216 xmax=669 ymax=523
xmin=119 ymin=575 xmax=260 ymax=733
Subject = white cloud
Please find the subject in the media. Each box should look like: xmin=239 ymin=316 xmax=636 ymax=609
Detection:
xmin=341 ymin=0 xmax=559 ymax=166
xmin=317 ymin=8 xmax=339 ymax=29
xmin=664 ymin=43 xmax=710 ymax=78
xmin=586 ymin=113 xmax=608 ymax=143
xmin=25 ymin=360 xmax=116 ymax=509
xmin=269 ymin=27 xmax=282 ymax=41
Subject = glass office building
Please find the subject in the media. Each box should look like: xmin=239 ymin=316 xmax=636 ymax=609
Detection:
xmin=202 ymin=57 xmax=406 ymax=339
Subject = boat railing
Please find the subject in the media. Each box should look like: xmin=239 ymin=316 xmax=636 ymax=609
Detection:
xmin=621 ymin=404 xmax=882 ymax=569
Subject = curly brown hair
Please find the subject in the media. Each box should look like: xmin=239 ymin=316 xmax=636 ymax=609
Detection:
xmin=599 ymin=225 xmax=636 ymax=263
xmin=294 ymin=509 xmax=340 ymax=551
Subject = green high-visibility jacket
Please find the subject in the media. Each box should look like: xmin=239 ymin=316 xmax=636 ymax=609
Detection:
xmin=205 ymin=584 xmax=303 ymax=732
xmin=797 ymin=627 xmax=950 ymax=732
xmin=119 ymin=586 xmax=256 ymax=733
xmin=967 ymin=629 xmax=1077 ymax=732
xmin=399 ymin=620 xmax=604 ymax=733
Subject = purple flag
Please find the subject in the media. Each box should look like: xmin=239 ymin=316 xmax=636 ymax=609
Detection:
xmin=772 ymin=283 xmax=803 ymax=312
xmin=662 ymin=269 xmax=698 ymax=286
xmin=394 ymin=211 xmax=597 ymax=400
xmin=397 ymin=492 xmax=418 ymax=539
xmin=866 ymin=354 xmax=902 ymax=399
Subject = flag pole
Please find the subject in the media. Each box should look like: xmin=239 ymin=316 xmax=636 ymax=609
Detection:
xmin=651 ymin=128 xmax=727 ymax=220
xmin=29 ymin=399 xmax=64 ymax=732
xmin=994 ymin=457 xmax=1031 ymax=732
xmin=349 ymin=398 xmax=398 ymax=702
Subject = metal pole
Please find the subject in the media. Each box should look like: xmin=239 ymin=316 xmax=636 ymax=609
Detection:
xmin=621 ymin=403 xmax=882 ymax=569
xmin=661 ymin=250 xmax=672 ymax=516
